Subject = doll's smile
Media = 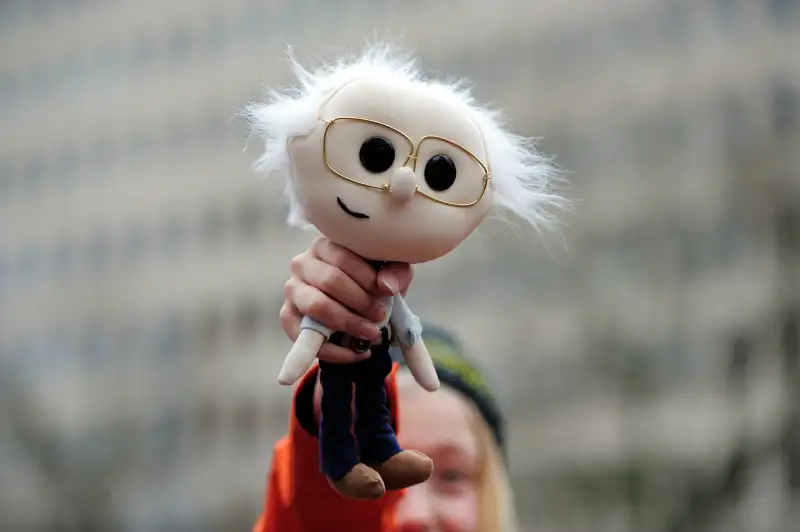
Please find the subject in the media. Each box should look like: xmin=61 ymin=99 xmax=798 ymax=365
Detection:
xmin=337 ymin=197 xmax=369 ymax=219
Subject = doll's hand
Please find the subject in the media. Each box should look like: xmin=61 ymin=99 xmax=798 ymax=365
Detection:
xmin=281 ymin=237 xmax=414 ymax=363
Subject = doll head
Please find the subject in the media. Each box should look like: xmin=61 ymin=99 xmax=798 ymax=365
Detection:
xmin=246 ymin=44 xmax=565 ymax=263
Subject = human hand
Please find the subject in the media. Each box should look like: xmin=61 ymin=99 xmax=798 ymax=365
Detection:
xmin=281 ymin=237 xmax=414 ymax=363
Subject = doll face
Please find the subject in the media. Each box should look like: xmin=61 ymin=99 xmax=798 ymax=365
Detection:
xmin=288 ymin=78 xmax=492 ymax=263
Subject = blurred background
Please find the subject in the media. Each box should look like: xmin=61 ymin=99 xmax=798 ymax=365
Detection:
xmin=1 ymin=0 xmax=798 ymax=531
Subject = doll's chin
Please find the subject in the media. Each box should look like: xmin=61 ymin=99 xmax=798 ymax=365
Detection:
xmin=307 ymin=209 xmax=474 ymax=262
xmin=337 ymin=236 xmax=459 ymax=264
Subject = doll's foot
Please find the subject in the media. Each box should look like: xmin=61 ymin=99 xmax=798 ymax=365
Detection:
xmin=371 ymin=450 xmax=434 ymax=490
xmin=328 ymin=463 xmax=386 ymax=500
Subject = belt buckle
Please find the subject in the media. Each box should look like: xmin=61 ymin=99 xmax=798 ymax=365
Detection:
xmin=349 ymin=337 xmax=372 ymax=353
xmin=330 ymin=326 xmax=393 ymax=353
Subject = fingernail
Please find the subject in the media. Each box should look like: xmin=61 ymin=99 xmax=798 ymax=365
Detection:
xmin=358 ymin=323 xmax=379 ymax=340
xmin=381 ymin=278 xmax=398 ymax=295
xmin=355 ymin=351 xmax=372 ymax=361
xmin=372 ymin=301 xmax=387 ymax=321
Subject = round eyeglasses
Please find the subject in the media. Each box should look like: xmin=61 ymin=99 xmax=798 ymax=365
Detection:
xmin=320 ymin=117 xmax=491 ymax=207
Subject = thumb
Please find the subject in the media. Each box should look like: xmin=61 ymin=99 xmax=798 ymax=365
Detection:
xmin=375 ymin=263 xmax=414 ymax=297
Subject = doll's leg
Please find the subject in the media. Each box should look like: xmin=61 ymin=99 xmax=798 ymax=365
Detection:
xmin=318 ymin=361 xmax=385 ymax=499
xmin=355 ymin=332 xmax=434 ymax=490
xmin=353 ymin=337 xmax=402 ymax=465
xmin=318 ymin=361 xmax=358 ymax=480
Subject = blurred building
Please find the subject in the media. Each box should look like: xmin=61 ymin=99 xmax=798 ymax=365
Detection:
xmin=0 ymin=0 xmax=798 ymax=531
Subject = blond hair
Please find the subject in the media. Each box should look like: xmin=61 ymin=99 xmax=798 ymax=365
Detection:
xmin=469 ymin=399 xmax=519 ymax=532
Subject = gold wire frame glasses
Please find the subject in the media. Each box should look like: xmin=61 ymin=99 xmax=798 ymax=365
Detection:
xmin=319 ymin=117 xmax=491 ymax=207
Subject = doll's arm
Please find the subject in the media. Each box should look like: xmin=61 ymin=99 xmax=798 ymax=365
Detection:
xmin=388 ymin=295 xmax=421 ymax=347
xmin=298 ymin=316 xmax=333 ymax=338
xmin=277 ymin=317 xmax=331 ymax=386
xmin=389 ymin=295 xmax=440 ymax=391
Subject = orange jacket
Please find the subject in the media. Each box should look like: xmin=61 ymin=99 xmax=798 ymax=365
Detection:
xmin=253 ymin=363 xmax=403 ymax=532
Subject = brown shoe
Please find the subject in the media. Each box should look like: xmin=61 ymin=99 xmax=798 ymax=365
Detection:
xmin=328 ymin=463 xmax=386 ymax=500
xmin=371 ymin=450 xmax=434 ymax=490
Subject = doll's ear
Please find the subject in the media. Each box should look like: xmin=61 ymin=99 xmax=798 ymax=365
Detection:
xmin=287 ymin=135 xmax=298 ymax=154
xmin=287 ymin=131 xmax=320 ymax=164
xmin=286 ymin=135 xmax=301 ymax=165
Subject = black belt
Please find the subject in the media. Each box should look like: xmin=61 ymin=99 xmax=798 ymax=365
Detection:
xmin=330 ymin=326 xmax=392 ymax=353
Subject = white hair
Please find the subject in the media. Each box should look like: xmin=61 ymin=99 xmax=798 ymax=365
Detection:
xmin=244 ymin=43 xmax=568 ymax=231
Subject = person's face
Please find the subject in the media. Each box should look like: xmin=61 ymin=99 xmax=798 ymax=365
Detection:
xmin=395 ymin=372 xmax=481 ymax=532
xmin=287 ymin=77 xmax=492 ymax=264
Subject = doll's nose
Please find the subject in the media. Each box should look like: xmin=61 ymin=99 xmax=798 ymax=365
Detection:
xmin=388 ymin=167 xmax=417 ymax=203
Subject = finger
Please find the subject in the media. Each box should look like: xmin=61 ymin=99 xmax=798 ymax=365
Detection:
xmin=279 ymin=299 xmax=301 ymax=341
xmin=375 ymin=263 xmax=414 ymax=297
xmin=309 ymin=238 xmax=379 ymax=294
xmin=291 ymin=255 xmax=377 ymax=319
xmin=281 ymin=300 xmax=369 ymax=364
xmin=285 ymin=277 xmax=380 ymax=340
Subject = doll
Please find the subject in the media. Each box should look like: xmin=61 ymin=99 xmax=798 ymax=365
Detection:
xmin=245 ymin=44 xmax=564 ymax=500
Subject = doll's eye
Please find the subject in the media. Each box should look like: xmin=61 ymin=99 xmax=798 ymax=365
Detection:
xmin=424 ymin=154 xmax=457 ymax=191
xmin=359 ymin=136 xmax=395 ymax=173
